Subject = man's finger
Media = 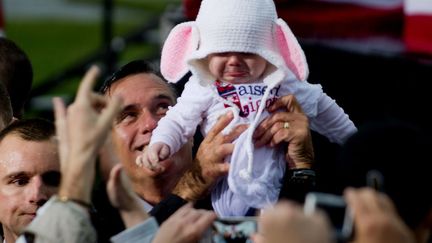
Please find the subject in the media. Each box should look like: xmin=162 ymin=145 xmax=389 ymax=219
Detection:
xmin=268 ymin=95 xmax=303 ymax=113
xmin=76 ymin=65 xmax=100 ymax=101
xmin=222 ymin=124 xmax=248 ymax=142
xmin=53 ymin=97 xmax=68 ymax=166
xmin=215 ymin=144 xmax=235 ymax=157
xmin=97 ymin=95 xmax=122 ymax=134
xmin=193 ymin=212 xmax=217 ymax=233
xmin=108 ymin=163 xmax=123 ymax=187
xmin=216 ymin=163 xmax=230 ymax=175
xmin=173 ymin=203 xmax=194 ymax=218
xmin=53 ymin=97 xmax=67 ymax=137
xmin=106 ymin=164 xmax=122 ymax=205
xmin=206 ymin=111 xmax=234 ymax=141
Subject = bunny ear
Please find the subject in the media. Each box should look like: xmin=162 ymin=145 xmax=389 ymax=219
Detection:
xmin=160 ymin=22 xmax=199 ymax=83
xmin=275 ymin=18 xmax=309 ymax=81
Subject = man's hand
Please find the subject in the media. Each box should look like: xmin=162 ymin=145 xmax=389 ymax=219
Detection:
xmin=152 ymin=203 xmax=216 ymax=243
xmin=54 ymin=65 xmax=122 ymax=204
xmin=253 ymin=200 xmax=332 ymax=243
xmin=344 ymin=188 xmax=415 ymax=243
xmin=107 ymin=164 xmax=149 ymax=228
xmin=173 ymin=111 xmax=247 ymax=201
xmin=253 ymin=95 xmax=313 ymax=169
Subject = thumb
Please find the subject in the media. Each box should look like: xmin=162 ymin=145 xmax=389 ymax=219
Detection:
xmin=107 ymin=164 xmax=123 ymax=208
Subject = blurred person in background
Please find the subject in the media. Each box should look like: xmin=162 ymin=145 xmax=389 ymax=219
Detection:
xmin=0 ymin=37 xmax=33 ymax=119
xmin=0 ymin=83 xmax=13 ymax=130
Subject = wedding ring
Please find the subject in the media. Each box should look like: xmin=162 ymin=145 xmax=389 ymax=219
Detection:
xmin=283 ymin=121 xmax=290 ymax=129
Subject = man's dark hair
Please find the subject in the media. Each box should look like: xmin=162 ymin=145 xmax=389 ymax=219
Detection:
xmin=0 ymin=82 xmax=12 ymax=127
xmin=337 ymin=118 xmax=432 ymax=229
xmin=0 ymin=118 xmax=55 ymax=143
xmin=0 ymin=37 xmax=33 ymax=119
xmin=99 ymin=60 xmax=176 ymax=97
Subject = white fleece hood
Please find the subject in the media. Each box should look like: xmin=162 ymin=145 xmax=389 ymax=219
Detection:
xmin=160 ymin=0 xmax=309 ymax=88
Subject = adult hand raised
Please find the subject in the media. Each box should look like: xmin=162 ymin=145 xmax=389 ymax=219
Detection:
xmin=54 ymin=65 xmax=122 ymax=204
xmin=344 ymin=188 xmax=415 ymax=243
xmin=253 ymin=200 xmax=332 ymax=243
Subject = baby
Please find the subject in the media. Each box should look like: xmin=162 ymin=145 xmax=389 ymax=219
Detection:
xmin=137 ymin=0 xmax=357 ymax=216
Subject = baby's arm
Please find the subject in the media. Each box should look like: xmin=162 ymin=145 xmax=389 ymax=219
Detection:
xmin=138 ymin=77 xmax=213 ymax=170
xmin=136 ymin=142 xmax=170 ymax=170
xmin=310 ymin=94 xmax=357 ymax=144
xmin=150 ymin=77 xmax=214 ymax=152
xmin=290 ymin=81 xmax=357 ymax=145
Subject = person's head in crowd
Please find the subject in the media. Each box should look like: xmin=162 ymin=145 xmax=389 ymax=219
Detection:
xmin=0 ymin=37 xmax=33 ymax=119
xmin=100 ymin=60 xmax=193 ymax=204
xmin=0 ymin=83 xmax=12 ymax=130
xmin=0 ymin=119 xmax=60 ymax=242
xmin=337 ymin=118 xmax=432 ymax=242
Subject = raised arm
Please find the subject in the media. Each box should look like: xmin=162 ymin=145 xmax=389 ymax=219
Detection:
xmin=22 ymin=66 xmax=122 ymax=243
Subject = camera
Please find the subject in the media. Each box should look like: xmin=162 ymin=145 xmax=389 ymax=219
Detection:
xmin=201 ymin=216 xmax=257 ymax=243
xmin=304 ymin=192 xmax=354 ymax=242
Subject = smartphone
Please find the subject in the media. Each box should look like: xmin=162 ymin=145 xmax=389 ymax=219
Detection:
xmin=304 ymin=192 xmax=354 ymax=242
xmin=201 ymin=216 xmax=257 ymax=243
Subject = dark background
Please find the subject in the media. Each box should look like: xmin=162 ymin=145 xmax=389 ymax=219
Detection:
xmin=301 ymin=42 xmax=432 ymax=193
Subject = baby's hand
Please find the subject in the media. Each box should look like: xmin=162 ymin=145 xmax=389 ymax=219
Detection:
xmin=135 ymin=143 xmax=170 ymax=171
xmin=148 ymin=142 xmax=170 ymax=165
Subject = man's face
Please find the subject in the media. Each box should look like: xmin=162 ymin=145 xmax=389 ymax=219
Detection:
xmin=107 ymin=73 xmax=193 ymax=186
xmin=0 ymin=135 xmax=60 ymax=236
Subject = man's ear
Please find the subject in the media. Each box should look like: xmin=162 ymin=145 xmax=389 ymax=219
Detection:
xmin=160 ymin=22 xmax=200 ymax=83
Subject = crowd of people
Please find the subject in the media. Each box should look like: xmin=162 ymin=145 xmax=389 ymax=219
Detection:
xmin=0 ymin=0 xmax=431 ymax=242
